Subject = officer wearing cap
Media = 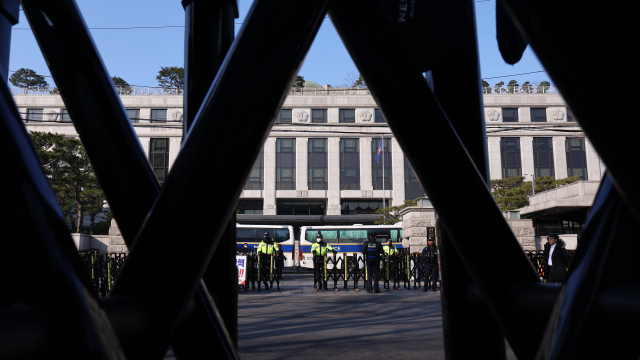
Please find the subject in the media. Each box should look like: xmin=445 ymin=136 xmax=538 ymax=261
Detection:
xmin=383 ymin=239 xmax=398 ymax=256
xmin=421 ymin=237 xmax=439 ymax=292
xmin=362 ymin=232 xmax=384 ymax=293
xmin=257 ymin=232 xmax=276 ymax=289
xmin=311 ymin=233 xmax=336 ymax=290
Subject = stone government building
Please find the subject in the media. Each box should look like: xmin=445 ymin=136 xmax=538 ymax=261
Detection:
xmin=13 ymin=82 xmax=602 ymax=251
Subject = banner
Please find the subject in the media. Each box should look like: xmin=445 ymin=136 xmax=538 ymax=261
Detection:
xmin=237 ymin=255 xmax=247 ymax=285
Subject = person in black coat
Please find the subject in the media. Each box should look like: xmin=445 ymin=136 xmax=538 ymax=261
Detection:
xmin=362 ymin=233 xmax=384 ymax=293
xmin=542 ymin=234 xmax=569 ymax=283
xmin=421 ymin=237 xmax=439 ymax=292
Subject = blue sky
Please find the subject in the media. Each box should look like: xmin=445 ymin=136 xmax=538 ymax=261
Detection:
xmin=8 ymin=0 xmax=551 ymax=89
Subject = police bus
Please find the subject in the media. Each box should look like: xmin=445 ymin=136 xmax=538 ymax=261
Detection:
xmin=236 ymin=224 xmax=296 ymax=268
xmin=298 ymin=224 xmax=403 ymax=270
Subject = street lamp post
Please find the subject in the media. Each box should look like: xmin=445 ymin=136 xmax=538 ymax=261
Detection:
xmin=525 ymin=172 xmax=536 ymax=195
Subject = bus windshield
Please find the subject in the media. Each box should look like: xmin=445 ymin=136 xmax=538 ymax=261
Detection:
xmin=305 ymin=230 xmax=338 ymax=242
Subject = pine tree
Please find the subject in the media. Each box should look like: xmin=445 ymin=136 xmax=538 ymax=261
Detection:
xmin=374 ymin=199 xmax=418 ymax=225
xmin=156 ymin=66 xmax=184 ymax=94
xmin=9 ymin=68 xmax=49 ymax=89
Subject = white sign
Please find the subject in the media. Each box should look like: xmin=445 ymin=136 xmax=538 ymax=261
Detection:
xmin=237 ymin=255 xmax=247 ymax=285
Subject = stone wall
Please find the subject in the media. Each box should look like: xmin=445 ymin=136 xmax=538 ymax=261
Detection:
xmin=506 ymin=219 xmax=535 ymax=251
xmin=107 ymin=218 xmax=128 ymax=254
xmin=400 ymin=206 xmax=437 ymax=253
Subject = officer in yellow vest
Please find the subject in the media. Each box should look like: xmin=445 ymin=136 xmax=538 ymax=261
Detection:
xmin=383 ymin=239 xmax=398 ymax=255
xmin=311 ymin=233 xmax=336 ymax=290
xmin=257 ymin=232 xmax=276 ymax=289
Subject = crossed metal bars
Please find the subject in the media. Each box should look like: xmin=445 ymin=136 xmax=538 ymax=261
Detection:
xmin=1 ymin=0 xmax=639 ymax=358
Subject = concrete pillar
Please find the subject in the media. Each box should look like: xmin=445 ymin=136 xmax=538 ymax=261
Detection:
xmin=488 ymin=137 xmax=502 ymax=180
xmin=296 ymin=137 xmax=308 ymax=190
xmin=520 ymin=136 xmax=534 ymax=178
xmin=553 ymin=136 xmax=568 ymax=179
xmin=139 ymin=137 xmax=150 ymax=159
xmin=585 ymin=137 xmax=604 ymax=180
xmin=519 ymin=107 xmax=531 ymax=122
xmin=264 ymin=138 xmax=276 ymax=215
xmin=327 ymin=137 xmax=341 ymax=215
xmin=391 ymin=138 xmax=404 ymax=205
xmin=361 ymin=137 xmax=373 ymax=190
xmin=168 ymin=137 xmax=181 ymax=170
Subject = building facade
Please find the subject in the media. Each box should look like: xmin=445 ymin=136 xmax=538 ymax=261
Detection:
xmin=13 ymin=86 xmax=602 ymax=230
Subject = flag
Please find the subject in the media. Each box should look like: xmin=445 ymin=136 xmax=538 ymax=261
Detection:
xmin=375 ymin=137 xmax=383 ymax=163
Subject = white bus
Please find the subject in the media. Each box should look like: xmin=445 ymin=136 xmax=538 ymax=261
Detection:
xmin=236 ymin=224 xmax=296 ymax=268
xmin=298 ymin=224 xmax=403 ymax=269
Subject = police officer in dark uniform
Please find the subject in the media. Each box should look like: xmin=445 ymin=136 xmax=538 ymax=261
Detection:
xmin=274 ymin=244 xmax=287 ymax=280
xmin=239 ymin=243 xmax=250 ymax=255
xmin=421 ymin=237 xmax=439 ymax=292
xmin=362 ymin=233 xmax=384 ymax=293
xmin=257 ymin=232 xmax=276 ymax=290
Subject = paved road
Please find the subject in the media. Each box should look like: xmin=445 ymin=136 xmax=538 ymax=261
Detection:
xmin=237 ymin=269 xmax=516 ymax=360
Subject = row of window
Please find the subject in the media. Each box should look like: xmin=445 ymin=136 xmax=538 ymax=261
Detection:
xmin=244 ymin=138 xmax=424 ymax=200
xmin=236 ymin=199 xmax=391 ymax=215
xmin=275 ymin=109 xmax=387 ymax=124
xmin=496 ymin=107 xmax=575 ymax=122
xmin=500 ymin=137 xmax=588 ymax=180
xmin=24 ymin=108 xmax=170 ymax=123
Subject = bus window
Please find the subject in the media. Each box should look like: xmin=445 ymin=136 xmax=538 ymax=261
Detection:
xmin=305 ymin=230 xmax=338 ymax=242
xmin=391 ymin=230 xmax=399 ymax=242
xmin=275 ymin=229 xmax=290 ymax=243
xmin=369 ymin=229 xmax=390 ymax=242
xmin=339 ymin=230 xmax=367 ymax=242
xmin=237 ymin=228 xmax=256 ymax=242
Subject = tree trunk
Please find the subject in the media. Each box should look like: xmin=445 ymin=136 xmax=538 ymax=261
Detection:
xmin=89 ymin=214 xmax=95 ymax=235
xmin=76 ymin=203 xmax=83 ymax=233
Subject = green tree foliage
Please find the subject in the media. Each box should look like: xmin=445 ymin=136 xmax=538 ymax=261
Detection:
xmin=353 ymin=75 xmax=365 ymax=88
xmin=537 ymin=81 xmax=551 ymax=93
xmin=491 ymin=175 xmax=581 ymax=211
xmin=482 ymin=80 xmax=491 ymax=93
xmin=293 ymin=75 xmax=305 ymax=90
xmin=9 ymin=68 xmax=49 ymax=89
xmin=521 ymin=81 xmax=532 ymax=93
xmin=112 ymin=76 xmax=132 ymax=95
xmin=156 ymin=66 xmax=184 ymax=93
xmin=375 ymin=199 xmax=418 ymax=225
xmin=507 ymin=80 xmax=519 ymax=93
xmin=494 ymin=81 xmax=505 ymax=94
xmin=30 ymin=131 xmax=110 ymax=234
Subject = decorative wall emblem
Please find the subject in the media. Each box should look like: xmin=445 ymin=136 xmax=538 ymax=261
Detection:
xmin=487 ymin=109 xmax=500 ymax=121
xmin=170 ymin=110 xmax=183 ymax=121
xmin=359 ymin=110 xmax=372 ymax=122
xmin=45 ymin=110 xmax=58 ymax=121
xmin=295 ymin=110 xmax=309 ymax=122
xmin=551 ymin=109 xmax=565 ymax=121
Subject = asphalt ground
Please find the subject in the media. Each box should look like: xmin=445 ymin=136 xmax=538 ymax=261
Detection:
xmin=236 ymin=268 xmax=517 ymax=360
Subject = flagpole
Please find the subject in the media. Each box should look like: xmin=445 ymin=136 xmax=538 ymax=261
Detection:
xmin=382 ymin=137 xmax=385 ymax=222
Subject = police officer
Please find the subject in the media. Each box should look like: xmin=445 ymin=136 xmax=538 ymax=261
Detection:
xmin=257 ymin=232 xmax=276 ymax=289
xmin=311 ymin=233 xmax=336 ymax=290
xmin=421 ymin=237 xmax=439 ymax=292
xmin=383 ymin=239 xmax=398 ymax=256
xmin=362 ymin=233 xmax=384 ymax=293
xmin=239 ymin=242 xmax=250 ymax=255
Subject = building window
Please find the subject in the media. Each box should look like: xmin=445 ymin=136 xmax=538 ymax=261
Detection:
xmin=277 ymin=199 xmax=326 ymax=215
xmin=404 ymin=156 xmax=424 ymax=200
xmin=567 ymin=108 xmax=576 ymax=122
xmin=308 ymin=138 xmax=328 ymax=190
xmin=126 ymin=109 xmax=140 ymax=123
xmin=530 ymin=108 xmax=547 ymax=122
xmin=151 ymin=109 xmax=167 ymax=123
xmin=502 ymin=108 xmax=518 ymax=122
xmin=236 ymin=199 xmax=264 ymax=214
xmin=371 ymin=138 xmax=392 ymax=190
xmin=340 ymin=138 xmax=360 ymax=190
xmin=339 ymin=109 xmax=355 ymax=123
xmin=374 ymin=109 xmax=386 ymax=123
xmin=276 ymin=109 xmax=292 ymax=124
xmin=311 ymin=109 xmax=326 ymax=123
xmin=26 ymin=109 xmax=43 ymax=122
xmin=149 ymin=138 xmax=170 ymax=185
xmin=60 ymin=109 xmax=71 ymax=122
xmin=500 ymin=137 xmax=521 ymax=179
xmin=244 ymin=148 xmax=264 ymax=190
xmin=341 ymin=199 xmax=388 ymax=215
xmin=276 ymin=138 xmax=296 ymax=190
xmin=533 ymin=138 xmax=555 ymax=178
xmin=566 ymin=138 xmax=588 ymax=180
